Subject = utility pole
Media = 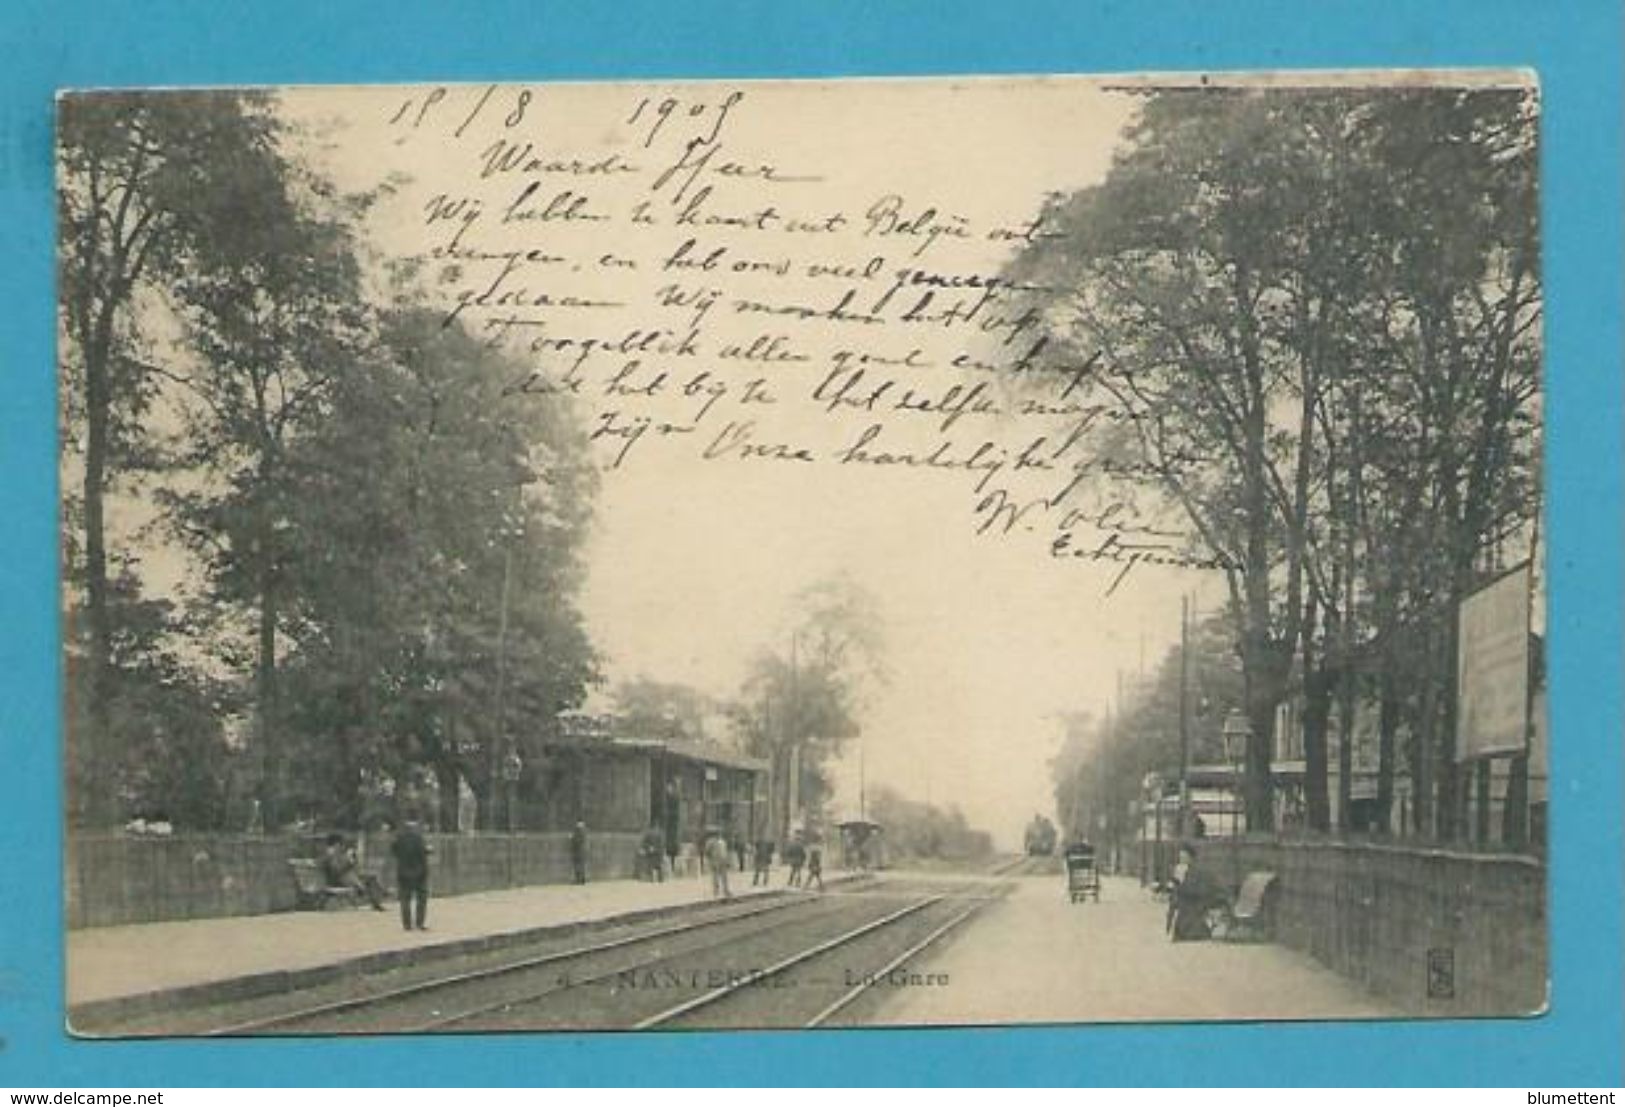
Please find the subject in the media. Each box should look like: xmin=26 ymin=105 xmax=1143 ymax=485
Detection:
xmin=490 ymin=534 xmax=514 ymax=833
xmin=760 ymin=691 xmax=773 ymax=844
xmin=858 ymin=731 xmax=867 ymax=823
xmin=784 ymin=632 xmax=800 ymax=839
xmin=1178 ymin=594 xmax=1191 ymax=842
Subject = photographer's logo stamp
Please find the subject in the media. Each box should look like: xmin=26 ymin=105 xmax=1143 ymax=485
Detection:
xmin=1426 ymin=948 xmax=1455 ymax=1000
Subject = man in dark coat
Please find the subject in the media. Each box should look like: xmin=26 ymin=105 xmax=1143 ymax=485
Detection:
xmin=783 ymin=831 xmax=807 ymax=888
xmin=390 ymin=818 xmax=431 ymax=931
xmin=752 ymin=837 xmax=775 ymax=886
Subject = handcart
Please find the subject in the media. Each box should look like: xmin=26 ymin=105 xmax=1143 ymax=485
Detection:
xmin=1064 ymin=844 xmax=1101 ymax=903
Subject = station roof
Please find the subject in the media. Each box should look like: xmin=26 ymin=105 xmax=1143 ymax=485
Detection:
xmin=555 ymin=711 xmax=768 ymax=772
xmin=610 ymin=735 xmax=768 ymax=773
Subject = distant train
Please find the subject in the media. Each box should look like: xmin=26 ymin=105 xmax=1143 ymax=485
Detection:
xmin=1023 ymin=814 xmax=1058 ymax=856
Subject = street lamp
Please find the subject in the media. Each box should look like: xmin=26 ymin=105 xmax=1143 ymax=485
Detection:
xmin=1221 ymin=709 xmax=1252 ymax=889
xmin=1142 ymin=772 xmax=1164 ymax=888
xmin=1221 ymin=709 xmax=1252 ymax=841
xmin=488 ymin=484 xmax=528 ymax=832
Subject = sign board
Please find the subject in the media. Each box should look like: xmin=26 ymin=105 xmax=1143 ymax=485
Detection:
xmin=1456 ymin=564 xmax=1532 ymax=760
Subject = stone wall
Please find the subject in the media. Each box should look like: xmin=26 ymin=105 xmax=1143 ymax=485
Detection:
xmin=65 ymin=831 xmax=643 ymax=929
xmin=1196 ymin=837 xmax=1545 ymax=1015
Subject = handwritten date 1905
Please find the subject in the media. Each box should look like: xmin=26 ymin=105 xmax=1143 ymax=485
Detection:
xmin=627 ymin=90 xmax=745 ymax=149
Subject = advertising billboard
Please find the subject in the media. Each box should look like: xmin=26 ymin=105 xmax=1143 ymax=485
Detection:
xmin=1456 ymin=564 xmax=1533 ymax=760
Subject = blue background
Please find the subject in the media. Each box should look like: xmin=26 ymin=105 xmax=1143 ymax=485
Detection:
xmin=1 ymin=0 xmax=1619 ymax=1087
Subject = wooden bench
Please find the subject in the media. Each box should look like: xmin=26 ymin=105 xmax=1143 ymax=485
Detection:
xmin=1222 ymin=870 xmax=1278 ymax=941
xmin=288 ymin=858 xmax=362 ymax=911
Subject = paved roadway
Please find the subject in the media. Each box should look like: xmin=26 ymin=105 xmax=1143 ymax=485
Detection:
xmin=866 ymin=871 xmax=1396 ymax=1024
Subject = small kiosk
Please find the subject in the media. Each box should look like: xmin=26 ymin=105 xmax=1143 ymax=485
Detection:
xmin=837 ymin=819 xmax=886 ymax=871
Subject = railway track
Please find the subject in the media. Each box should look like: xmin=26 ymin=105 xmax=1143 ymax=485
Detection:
xmin=639 ymin=882 xmax=1005 ymax=1030
xmin=204 ymin=890 xmax=842 ymax=1035
xmin=996 ymin=854 xmax=1061 ymax=878
xmin=124 ymin=874 xmax=1011 ymax=1035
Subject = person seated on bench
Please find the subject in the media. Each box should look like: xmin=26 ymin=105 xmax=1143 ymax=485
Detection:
xmin=1166 ymin=843 xmax=1216 ymax=942
xmin=321 ymin=833 xmax=385 ymax=910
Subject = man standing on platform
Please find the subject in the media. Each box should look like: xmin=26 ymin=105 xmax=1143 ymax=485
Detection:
xmin=805 ymin=831 xmax=825 ymax=893
xmin=704 ymin=827 xmax=733 ymax=900
xmin=751 ymin=836 xmax=775 ymax=886
xmin=391 ymin=818 xmax=431 ymax=932
xmin=783 ymin=829 xmax=807 ymax=888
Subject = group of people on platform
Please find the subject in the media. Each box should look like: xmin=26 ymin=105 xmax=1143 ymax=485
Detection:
xmin=309 ymin=817 xmax=833 ymax=931
xmin=636 ymin=824 xmax=825 ymax=899
xmin=749 ymin=827 xmax=824 ymax=892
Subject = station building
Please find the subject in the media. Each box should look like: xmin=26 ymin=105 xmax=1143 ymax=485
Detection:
xmin=522 ymin=714 xmax=769 ymax=847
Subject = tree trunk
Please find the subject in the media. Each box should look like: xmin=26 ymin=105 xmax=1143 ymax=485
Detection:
xmin=1436 ymin=586 xmax=1463 ymax=842
xmin=1242 ymin=633 xmax=1285 ymax=833
xmin=1436 ymin=748 xmax=1460 ymax=843
xmin=1335 ymin=661 xmax=1355 ymax=832
xmin=1412 ymin=658 xmax=1437 ymax=836
xmin=1334 ymin=577 xmax=1356 ymax=832
xmin=334 ymin=740 xmax=363 ymax=829
xmin=255 ymin=509 xmax=281 ymax=831
xmin=1302 ymin=661 xmax=1333 ymax=833
xmin=1241 ymin=567 xmax=1285 ymax=833
xmin=1375 ymin=672 xmax=1400 ymax=835
xmin=434 ymin=759 xmax=462 ymax=833
xmin=468 ymin=760 xmax=495 ymax=831
xmin=79 ymin=346 xmax=116 ymax=828
xmin=1237 ymin=264 xmax=1278 ymax=833
xmin=1502 ymin=753 xmax=1529 ymax=848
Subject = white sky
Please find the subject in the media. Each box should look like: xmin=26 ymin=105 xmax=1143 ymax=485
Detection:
xmin=262 ymin=78 xmax=1233 ymax=849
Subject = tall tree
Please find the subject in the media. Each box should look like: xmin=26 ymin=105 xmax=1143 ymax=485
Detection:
xmin=156 ymin=114 xmax=371 ymax=830
xmin=736 ymin=576 xmax=887 ymax=827
xmin=58 ymin=92 xmax=285 ymax=825
xmin=1012 ymin=91 xmax=1362 ymax=828
xmin=273 ymin=307 xmax=598 ymax=830
xmin=613 ymin=679 xmax=720 ymax=742
xmin=1347 ymin=89 xmax=1540 ymax=838
xmin=1012 ymin=86 xmax=1539 ymax=838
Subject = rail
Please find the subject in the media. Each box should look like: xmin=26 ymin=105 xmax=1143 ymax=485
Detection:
xmin=633 ymin=895 xmax=946 ymax=1029
xmin=205 ymin=893 xmax=812 ymax=1036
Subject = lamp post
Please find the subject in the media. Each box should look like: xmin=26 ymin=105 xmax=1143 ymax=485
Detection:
xmin=1222 ymin=710 xmax=1252 ymax=836
xmin=1222 ymin=709 xmax=1252 ymax=885
xmin=488 ymin=485 xmax=526 ymax=832
xmin=1143 ymin=771 xmax=1164 ymax=889
xmin=1128 ymin=798 xmax=1142 ymax=885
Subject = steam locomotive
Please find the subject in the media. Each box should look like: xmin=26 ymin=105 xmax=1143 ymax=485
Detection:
xmin=1023 ymin=814 xmax=1058 ymax=856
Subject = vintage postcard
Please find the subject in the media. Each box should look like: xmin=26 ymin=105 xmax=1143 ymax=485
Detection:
xmin=58 ymin=73 xmax=1544 ymax=1035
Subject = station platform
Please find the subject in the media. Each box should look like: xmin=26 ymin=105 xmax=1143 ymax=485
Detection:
xmin=68 ymin=869 xmax=828 ymax=1024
